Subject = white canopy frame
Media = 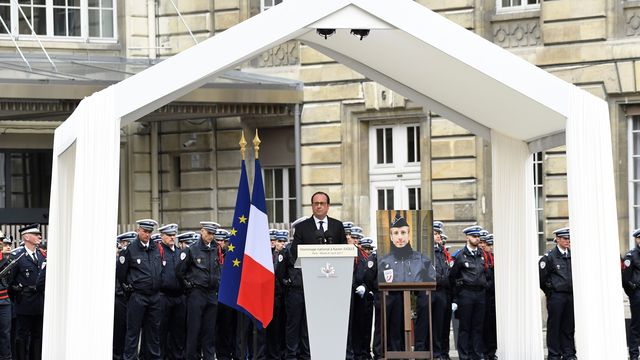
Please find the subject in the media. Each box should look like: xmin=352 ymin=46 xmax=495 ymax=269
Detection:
xmin=43 ymin=0 xmax=626 ymax=358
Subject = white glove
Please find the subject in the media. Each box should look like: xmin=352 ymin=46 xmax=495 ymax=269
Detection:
xmin=355 ymin=285 xmax=366 ymax=298
xmin=451 ymin=302 xmax=458 ymax=312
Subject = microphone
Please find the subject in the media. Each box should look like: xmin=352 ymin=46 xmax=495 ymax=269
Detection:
xmin=314 ymin=230 xmax=325 ymax=244
xmin=323 ymin=230 xmax=334 ymax=244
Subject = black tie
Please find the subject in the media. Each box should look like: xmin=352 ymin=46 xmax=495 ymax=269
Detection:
xmin=318 ymin=221 xmax=325 ymax=232
xmin=32 ymin=252 xmax=37 ymax=263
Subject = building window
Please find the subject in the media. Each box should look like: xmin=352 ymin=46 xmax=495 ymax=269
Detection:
xmin=376 ymin=127 xmax=393 ymax=165
xmin=408 ymin=187 xmax=421 ymax=210
xmin=407 ymin=125 xmax=421 ymax=163
xmin=1 ymin=150 xmax=52 ymax=209
xmin=1 ymin=0 xmax=116 ymax=39
xmin=629 ymin=116 xmax=640 ymax=244
xmin=377 ymin=188 xmax=394 ymax=210
xmin=497 ymin=0 xmax=540 ymax=12
xmin=264 ymin=167 xmax=296 ymax=223
xmin=533 ymin=152 xmax=544 ymax=245
xmin=261 ymin=0 xmax=283 ymax=12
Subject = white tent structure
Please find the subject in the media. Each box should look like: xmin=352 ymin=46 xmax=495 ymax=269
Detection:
xmin=43 ymin=0 xmax=625 ymax=358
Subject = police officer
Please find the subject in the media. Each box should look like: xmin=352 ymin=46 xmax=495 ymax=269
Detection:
xmin=156 ymin=224 xmax=186 ymax=360
xmin=9 ymin=224 xmax=46 ymax=360
xmin=449 ymin=225 xmax=487 ymax=360
xmin=214 ymin=228 xmax=239 ymax=360
xmin=346 ymin=224 xmax=361 ymax=360
xmin=623 ymin=228 xmax=640 ymax=360
xmin=116 ymin=219 xmax=164 ymax=360
xmin=265 ymin=230 xmax=288 ymax=360
xmin=432 ymin=221 xmax=453 ymax=360
xmin=480 ymin=233 xmax=496 ymax=360
xmin=176 ymin=221 xmax=222 ymax=360
xmin=177 ymin=232 xmax=198 ymax=249
xmin=114 ymin=231 xmax=136 ymax=360
xmin=540 ymin=227 xmax=576 ymax=360
xmin=353 ymin=236 xmax=376 ymax=360
xmin=0 ymin=230 xmax=13 ymax=360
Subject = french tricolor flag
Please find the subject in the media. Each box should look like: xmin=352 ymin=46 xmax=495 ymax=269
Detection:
xmin=237 ymin=159 xmax=275 ymax=328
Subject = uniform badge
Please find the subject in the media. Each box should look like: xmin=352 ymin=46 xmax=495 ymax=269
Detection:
xmin=464 ymin=262 xmax=469 ymax=268
xmin=383 ymin=269 xmax=394 ymax=283
xmin=136 ymin=259 xmax=141 ymax=264
xmin=278 ymin=254 xmax=283 ymax=263
xmin=197 ymin=258 xmax=202 ymax=264
xmin=162 ymin=260 xmax=166 ymax=267
xmin=25 ymin=270 xmax=30 ymax=278
xmin=385 ymin=263 xmax=390 ymax=269
xmin=41 ymin=262 xmax=46 ymax=270
xmin=367 ymin=260 xmax=373 ymax=269
xmin=119 ymin=256 xmax=125 ymax=264
xmin=180 ymin=252 xmax=187 ymax=261
xmin=556 ymin=264 xmax=560 ymax=269
xmin=625 ymin=259 xmax=632 ymax=268
xmin=540 ymin=261 xmax=546 ymax=269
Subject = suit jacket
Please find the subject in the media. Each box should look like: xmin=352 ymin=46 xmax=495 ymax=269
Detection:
xmin=291 ymin=216 xmax=345 ymax=261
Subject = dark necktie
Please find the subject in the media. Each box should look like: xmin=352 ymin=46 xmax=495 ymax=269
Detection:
xmin=32 ymin=252 xmax=37 ymax=263
xmin=318 ymin=221 xmax=325 ymax=232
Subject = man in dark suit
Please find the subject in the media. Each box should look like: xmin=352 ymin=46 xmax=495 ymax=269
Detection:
xmin=284 ymin=191 xmax=345 ymax=360
xmin=290 ymin=191 xmax=346 ymax=261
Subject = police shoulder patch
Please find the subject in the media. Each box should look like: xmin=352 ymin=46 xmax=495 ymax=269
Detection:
xmin=180 ymin=252 xmax=187 ymax=261
xmin=625 ymin=259 xmax=632 ymax=268
xmin=367 ymin=260 xmax=373 ymax=269
xmin=119 ymin=256 xmax=125 ymax=264
xmin=539 ymin=261 xmax=546 ymax=269
xmin=278 ymin=254 xmax=283 ymax=263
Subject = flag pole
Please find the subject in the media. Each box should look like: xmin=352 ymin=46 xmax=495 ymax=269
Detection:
xmin=240 ymin=130 xmax=247 ymax=160
xmin=253 ymin=129 xmax=261 ymax=159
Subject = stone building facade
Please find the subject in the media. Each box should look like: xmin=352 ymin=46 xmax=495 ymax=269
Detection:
xmin=1 ymin=0 xmax=640 ymax=253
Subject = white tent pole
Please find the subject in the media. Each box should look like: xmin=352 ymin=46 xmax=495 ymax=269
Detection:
xmin=491 ymin=130 xmax=544 ymax=359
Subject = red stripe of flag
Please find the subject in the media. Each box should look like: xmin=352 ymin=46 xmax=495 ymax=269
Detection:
xmin=237 ymin=255 xmax=275 ymax=327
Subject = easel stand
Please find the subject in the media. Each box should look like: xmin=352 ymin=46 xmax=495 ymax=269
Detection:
xmin=379 ymin=282 xmax=436 ymax=359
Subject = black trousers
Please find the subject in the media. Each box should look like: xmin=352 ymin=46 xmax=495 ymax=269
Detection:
xmin=15 ymin=313 xmax=42 ymax=360
xmin=113 ymin=295 xmax=127 ymax=360
xmin=160 ymin=294 xmax=186 ymax=360
xmin=483 ymin=291 xmax=497 ymax=357
xmin=265 ymin=294 xmax=285 ymax=360
xmin=215 ymin=303 xmax=237 ymax=360
xmin=385 ymin=292 xmax=404 ymax=351
xmin=630 ymin=290 xmax=640 ymax=358
xmin=372 ymin=292 xmax=381 ymax=359
xmin=0 ymin=304 xmax=11 ymax=360
xmin=546 ymin=292 xmax=575 ymax=359
xmin=284 ymin=288 xmax=309 ymax=360
xmin=123 ymin=292 xmax=163 ymax=360
xmin=414 ymin=291 xmax=430 ymax=351
xmin=185 ymin=288 xmax=218 ymax=360
xmin=431 ymin=289 xmax=451 ymax=358
xmin=456 ymin=288 xmax=485 ymax=360
xmin=353 ymin=293 xmax=374 ymax=360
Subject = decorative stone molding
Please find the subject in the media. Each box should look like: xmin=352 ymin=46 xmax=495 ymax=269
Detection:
xmin=492 ymin=20 xmax=541 ymax=48
xmin=626 ymin=10 xmax=640 ymax=36
xmin=253 ymin=41 xmax=299 ymax=67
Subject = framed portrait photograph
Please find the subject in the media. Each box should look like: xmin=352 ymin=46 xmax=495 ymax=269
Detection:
xmin=376 ymin=209 xmax=435 ymax=286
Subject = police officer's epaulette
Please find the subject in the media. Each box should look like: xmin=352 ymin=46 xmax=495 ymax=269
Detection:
xmin=626 ymin=251 xmax=633 ymax=257
xmin=11 ymin=248 xmax=24 ymax=257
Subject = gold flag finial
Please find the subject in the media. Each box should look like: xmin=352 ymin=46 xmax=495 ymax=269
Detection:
xmin=239 ymin=131 xmax=247 ymax=160
xmin=253 ymin=129 xmax=261 ymax=159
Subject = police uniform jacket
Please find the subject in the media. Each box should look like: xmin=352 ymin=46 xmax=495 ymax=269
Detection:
xmin=159 ymin=243 xmax=183 ymax=295
xmin=175 ymin=238 xmax=221 ymax=291
xmin=116 ymin=238 xmax=163 ymax=294
xmin=434 ymin=245 xmax=452 ymax=290
xmin=273 ymin=247 xmax=287 ymax=298
xmin=449 ymin=246 xmax=487 ymax=291
xmin=539 ymin=246 xmax=572 ymax=294
xmin=10 ymin=247 xmax=47 ymax=315
xmin=378 ymin=249 xmax=436 ymax=284
xmin=354 ymin=250 xmax=377 ymax=294
xmin=0 ymin=252 xmax=12 ymax=306
xmin=283 ymin=245 xmax=303 ymax=290
xmin=623 ymin=246 xmax=640 ymax=295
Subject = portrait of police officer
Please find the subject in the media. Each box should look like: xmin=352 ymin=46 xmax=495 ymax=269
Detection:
xmin=115 ymin=219 xmax=164 ymax=360
xmin=176 ymin=221 xmax=222 ymax=360
xmin=539 ymin=227 xmax=576 ymax=360
xmin=377 ymin=212 xmax=436 ymax=352
xmin=9 ymin=224 xmax=47 ymax=360
xmin=623 ymin=228 xmax=640 ymax=360
xmin=449 ymin=225 xmax=487 ymax=360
